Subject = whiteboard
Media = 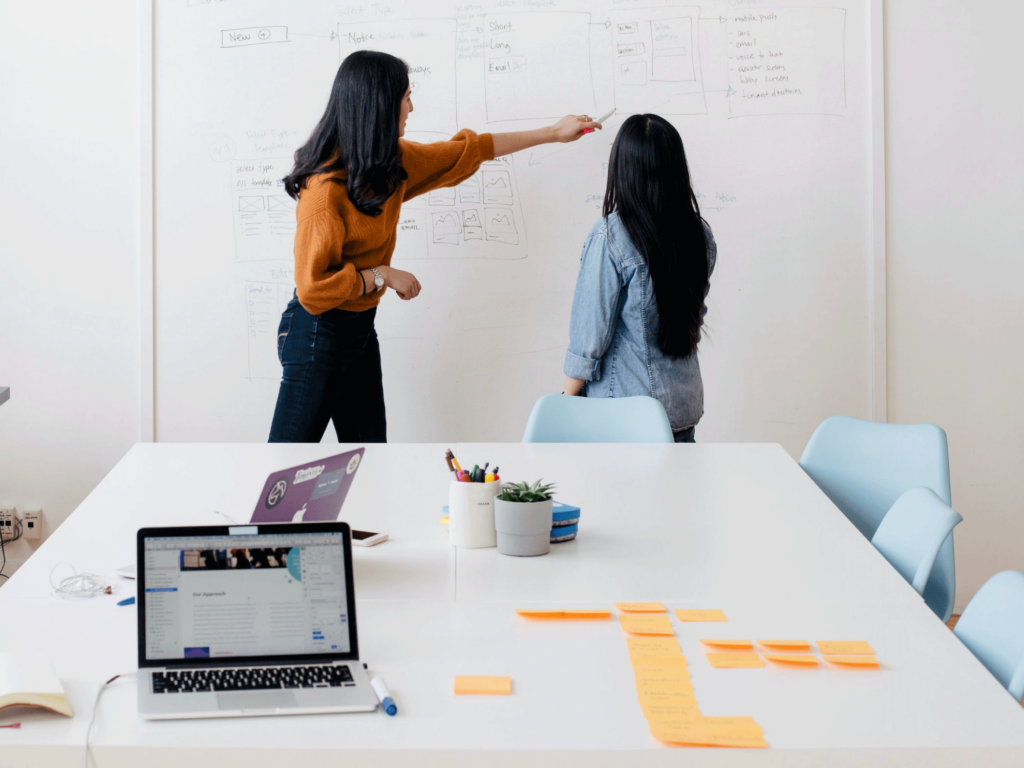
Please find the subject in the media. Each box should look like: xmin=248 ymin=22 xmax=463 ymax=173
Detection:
xmin=152 ymin=0 xmax=877 ymax=453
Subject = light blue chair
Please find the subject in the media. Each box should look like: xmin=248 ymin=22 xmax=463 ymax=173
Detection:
xmin=871 ymin=487 xmax=962 ymax=597
xmin=523 ymin=394 xmax=674 ymax=443
xmin=954 ymin=571 xmax=1024 ymax=702
xmin=799 ymin=415 xmax=956 ymax=622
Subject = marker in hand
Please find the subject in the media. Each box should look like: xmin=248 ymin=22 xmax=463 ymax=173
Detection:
xmin=584 ymin=108 xmax=615 ymax=134
xmin=371 ymin=676 xmax=397 ymax=716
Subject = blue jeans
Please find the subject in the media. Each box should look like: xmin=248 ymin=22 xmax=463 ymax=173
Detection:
xmin=269 ymin=296 xmax=386 ymax=443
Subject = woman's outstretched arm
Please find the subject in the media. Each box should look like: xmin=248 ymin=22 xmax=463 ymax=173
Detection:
xmin=492 ymin=115 xmax=602 ymax=157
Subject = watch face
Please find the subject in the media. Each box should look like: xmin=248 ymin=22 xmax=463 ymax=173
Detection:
xmin=375 ymin=276 xmax=385 ymax=288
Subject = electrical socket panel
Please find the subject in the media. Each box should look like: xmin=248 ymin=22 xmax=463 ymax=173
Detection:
xmin=22 ymin=509 xmax=42 ymax=541
xmin=0 ymin=507 xmax=16 ymax=542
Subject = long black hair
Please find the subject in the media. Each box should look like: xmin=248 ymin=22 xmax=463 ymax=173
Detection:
xmin=603 ymin=114 xmax=709 ymax=359
xmin=283 ymin=51 xmax=409 ymax=217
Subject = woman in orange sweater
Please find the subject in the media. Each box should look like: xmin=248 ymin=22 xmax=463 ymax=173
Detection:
xmin=269 ymin=51 xmax=600 ymax=443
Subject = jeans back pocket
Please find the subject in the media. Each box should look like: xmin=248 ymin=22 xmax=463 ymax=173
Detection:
xmin=277 ymin=313 xmax=293 ymax=364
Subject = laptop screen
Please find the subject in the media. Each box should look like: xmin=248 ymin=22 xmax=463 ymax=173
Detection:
xmin=139 ymin=527 xmax=355 ymax=666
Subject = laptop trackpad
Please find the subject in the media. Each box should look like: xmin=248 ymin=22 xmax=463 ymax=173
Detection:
xmin=217 ymin=691 xmax=299 ymax=711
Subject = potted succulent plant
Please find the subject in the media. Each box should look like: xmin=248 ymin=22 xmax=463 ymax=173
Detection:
xmin=494 ymin=480 xmax=555 ymax=557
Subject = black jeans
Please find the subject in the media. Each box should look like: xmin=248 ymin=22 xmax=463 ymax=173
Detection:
xmin=673 ymin=426 xmax=696 ymax=443
xmin=268 ymin=296 xmax=386 ymax=443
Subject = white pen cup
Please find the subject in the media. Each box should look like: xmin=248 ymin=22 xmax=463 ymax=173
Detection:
xmin=448 ymin=480 xmax=500 ymax=548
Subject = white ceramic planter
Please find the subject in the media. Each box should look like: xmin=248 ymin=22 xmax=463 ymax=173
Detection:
xmin=448 ymin=481 xmax=500 ymax=548
xmin=494 ymin=498 xmax=552 ymax=557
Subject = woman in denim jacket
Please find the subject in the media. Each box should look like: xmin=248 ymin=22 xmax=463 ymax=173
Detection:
xmin=563 ymin=114 xmax=716 ymax=443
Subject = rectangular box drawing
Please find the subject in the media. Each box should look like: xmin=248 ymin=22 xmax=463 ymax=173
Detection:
xmin=231 ymin=157 xmax=295 ymax=262
xmin=462 ymin=209 xmax=483 ymax=241
xmin=431 ymin=211 xmax=462 ymax=244
xmin=485 ymin=208 xmax=519 ymax=245
xmin=458 ymin=176 xmax=481 ymax=204
xmin=727 ymin=8 xmax=847 ymax=117
xmin=611 ymin=6 xmax=705 ymax=115
xmin=398 ymin=156 xmax=526 ymax=260
xmin=483 ymin=12 xmax=596 ymax=123
xmin=221 ymin=26 xmax=289 ymax=48
xmin=620 ymin=61 xmax=648 ymax=86
xmin=482 ymin=170 xmax=513 ymax=205
xmin=338 ymin=18 xmax=458 ymax=134
xmin=651 ymin=18 xmax=695 ymax=82
xmin=244 ymin=281 xmax=293 ymax=380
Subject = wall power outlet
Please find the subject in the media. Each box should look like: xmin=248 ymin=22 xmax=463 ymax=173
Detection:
xmin=22 ymin=510 xmax=42 ymax=541
xmin=0 ymin=507 xmax=17 ymax=542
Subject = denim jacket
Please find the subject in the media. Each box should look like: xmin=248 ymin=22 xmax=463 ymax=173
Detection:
xmin=564 ymin=212 xmax=717 ymax=431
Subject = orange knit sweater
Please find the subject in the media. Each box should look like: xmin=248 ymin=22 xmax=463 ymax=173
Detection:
xmin=292 ymin=130 xmax=495 ymax=314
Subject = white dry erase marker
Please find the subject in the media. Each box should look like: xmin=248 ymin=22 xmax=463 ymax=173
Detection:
xmin=371 ymin=676 xmax=397 ymax=716
xmin=584 ymin=108 xmax=616 ymax=134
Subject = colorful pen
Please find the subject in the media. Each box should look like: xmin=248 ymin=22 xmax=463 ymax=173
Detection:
xmin=583 ymin=108 xmax=615 ymax=134
xmin=371 ymin=676 xmax=397 ymax=716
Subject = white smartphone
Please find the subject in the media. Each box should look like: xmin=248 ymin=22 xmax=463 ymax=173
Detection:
xmin=351 ymin=530 xmax=388 ymax=547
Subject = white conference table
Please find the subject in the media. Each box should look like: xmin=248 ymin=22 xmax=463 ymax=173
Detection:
xmin=1 ymin=442 xmax=1023 ymax=767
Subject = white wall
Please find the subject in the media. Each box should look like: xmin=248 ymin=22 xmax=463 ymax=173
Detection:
xmin=1 ymin=2 xmax=1022 ymax=611
xmin=885 ymin=1 xmax=1024 ymax=609
xmin=0 ymin=1 xmax=141 ymax=575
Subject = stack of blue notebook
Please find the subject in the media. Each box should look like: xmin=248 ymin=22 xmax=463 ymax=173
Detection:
xmin=550 ymin=501 xmax=580 ymax=543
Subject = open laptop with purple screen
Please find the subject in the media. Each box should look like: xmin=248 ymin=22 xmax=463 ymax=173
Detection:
xmin=250 ymin=448 xmax=364 ymax=524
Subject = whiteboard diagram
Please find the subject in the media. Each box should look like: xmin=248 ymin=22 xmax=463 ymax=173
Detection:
xmin=611 ymin=7 xmax=706 ymax=115
xmin=231 ymin=157 xmax=296 ymax=262
xmin=154 ymin=0 xmax=872 ymax=450
xmin=727 ymin=8 xmax=847 ymax=116
xmin=483 ymin=12 xmax=597 ymax=122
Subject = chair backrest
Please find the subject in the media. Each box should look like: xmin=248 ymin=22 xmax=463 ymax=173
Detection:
xmin=954 ymin=571 xmax=1024 ymax=702
xmin=870 ymin=487 xmax=963 ymax=595
xmin=522 ymin=394 xmax=674 ymax=443
xmin=799 ymin=415 xmax=957 ymax=622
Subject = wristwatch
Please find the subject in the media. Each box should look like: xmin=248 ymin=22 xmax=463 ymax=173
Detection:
xmin=370 ymin=267 xmax=385 ymax=292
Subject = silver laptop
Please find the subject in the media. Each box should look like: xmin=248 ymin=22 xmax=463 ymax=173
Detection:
xmin=136 ymin=522 xmax=378 ymax=719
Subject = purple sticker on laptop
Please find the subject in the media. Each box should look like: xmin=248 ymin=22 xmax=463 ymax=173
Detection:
xmin=250 ymin=448 xmax=364 ymax=524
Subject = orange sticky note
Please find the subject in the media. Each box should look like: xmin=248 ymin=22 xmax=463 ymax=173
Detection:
xmin=454 ymin=676 xmax=512 ymax=695
xmin=818 ymin=641 xmax=874 ymax=655
xmin=763 ymin=653 xmax=819 ymax=666
xmin=631 ymin=655 xmax=689 ymax=668
xmin=700 ymin=639 xmax=754 ymax=649
xmin=706 ymin=653 xmax=765 ymax=668
xmin=620 ymin=614 xmax=674 ymax=635
xmin=616 ymin=602 xmax=666 ymax=613
xmin=823 ymin=654 xmax=880 ymax=667
xmin=649 ymin=717 xmax=768 ymax=748
xmin=627 ymin=636 xmax=683 ymax=660
xmin=515 ymin=609 xmax=611 ymax=620
xmin=637 ymin=688 xmax=699 ymax=712
xmin=634 ymin=667 xmax=692 ymax=690
xmin=674 ymin=609 xmax=728 ymax=622
xmin=758 ymin=639 xmax=811 ymax=650
xmin=642 ymin=700 xmax=703 ymax=720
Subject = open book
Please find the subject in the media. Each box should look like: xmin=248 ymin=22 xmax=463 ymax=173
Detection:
xmin=0 ymin=653 xmax=73 ymax=717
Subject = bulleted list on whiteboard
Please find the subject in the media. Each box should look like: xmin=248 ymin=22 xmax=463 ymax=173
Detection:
xmin=728 ymin=8 xmax=846 ymax=116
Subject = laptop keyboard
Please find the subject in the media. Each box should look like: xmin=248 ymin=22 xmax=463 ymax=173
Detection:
xmin=152 ymin=664 xmax=355 ymax=693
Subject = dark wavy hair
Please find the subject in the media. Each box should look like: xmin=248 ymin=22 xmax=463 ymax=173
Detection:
xmin=283 ymin=51 xmax=409 ymax=217
xmin=603 ymin=114 xmax=710 ymax=359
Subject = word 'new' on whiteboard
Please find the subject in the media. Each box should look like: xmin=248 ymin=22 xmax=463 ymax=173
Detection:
xmin=155 ymin=0 xmax=872 ymax=452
